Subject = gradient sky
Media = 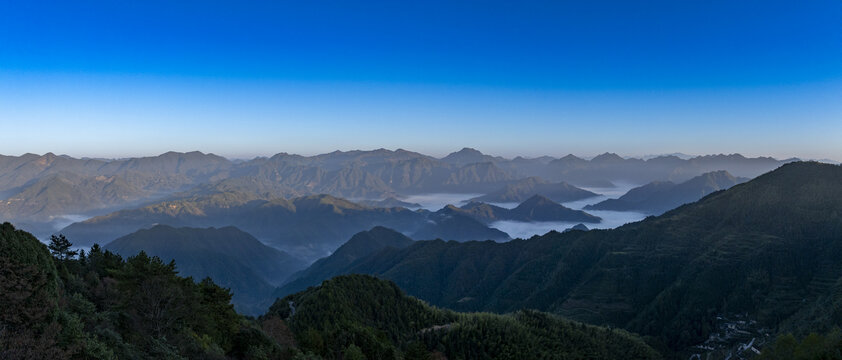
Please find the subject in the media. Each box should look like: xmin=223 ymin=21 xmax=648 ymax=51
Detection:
xmin=1 ymin=0 xmax=840 ymax=160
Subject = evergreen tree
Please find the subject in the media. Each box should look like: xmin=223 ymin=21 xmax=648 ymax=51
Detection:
xmin=48 ymin=234 xmax=77 ymax=260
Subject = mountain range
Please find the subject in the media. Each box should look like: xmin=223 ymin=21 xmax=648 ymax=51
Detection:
xmin=58 ymin=190 xmax=609 ymax=262
xmin=4 ymin=160 xmax=841 ymax=358
xmin=468 ymin=176 xmax=599 ymax=203
xmin=0 ymin=149 xmax=795 ymax=238
xmin=271 ymin=161 xmax=842 ymax=356
xmin=355 ymin=197 xmax=421 ymax=208
xmin=443 ymin=195 xmax=602 ymax=224
xmin=584 ymin=170 xmax=748 ymax=214
xmin=59 ymin=192 xmax=519 ymax=261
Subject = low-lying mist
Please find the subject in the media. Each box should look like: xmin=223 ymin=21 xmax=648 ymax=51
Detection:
xmin=486 ymin=182 xmax=646 ymax=240
xmin=51 ymin=214 xmax=91 ymax=231
xmin=402 ymin=193 xmax=483 ymax=211
xmin=491 ymin=210 xmax=646 ymax=240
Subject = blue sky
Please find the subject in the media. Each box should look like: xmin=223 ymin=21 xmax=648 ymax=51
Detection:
xmin=1 ymin=0 xmax=840 ymax=159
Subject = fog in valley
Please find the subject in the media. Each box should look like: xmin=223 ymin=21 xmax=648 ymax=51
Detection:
xmin=491 ymin=210 xmax=648 ymax=240
xmin=488 ymin=182 xmax=646 ymax=239
xmin=401 ymin=193 xmax=484 ymax=211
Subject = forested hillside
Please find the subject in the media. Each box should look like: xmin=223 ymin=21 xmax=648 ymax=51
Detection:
xmin=0 ymin=222 xmax=288 ymax=358
xmin=105 ymin=225 xmax=307 ymax=315
xmin=264 ymin=274 xmax=661 ymax=360
xmin=584 ymin=170 xmax=746 ymax=214
xmin=276 ymin=162 xmax=842 ymax=355
xmin=275 ymin=226 xmax=414 ymax=298
xmin=1 ymin=222 xmax=662 ymax=359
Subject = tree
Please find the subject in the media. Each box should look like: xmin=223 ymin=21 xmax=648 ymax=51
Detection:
xmin=48 ymin=234 xmax=78 ymax=260
xmin=405 ymin=341 xmax=431 ymax=360
xmin=344 ymin=344 xmax=367 ymax=360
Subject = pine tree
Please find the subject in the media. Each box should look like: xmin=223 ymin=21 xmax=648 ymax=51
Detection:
xmin=48 ymin=234 xmax=78 ymax=260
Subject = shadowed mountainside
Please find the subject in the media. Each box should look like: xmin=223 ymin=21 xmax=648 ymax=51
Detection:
xmin=264 ymin=274 xmax=661 ymax=359
xmin=442 ymin=195 xmax=602 ymax=224
xmin=584 ymin=170 xmax=748 ymax=214
xmin=274 ymin=162 xmax=842 ymax=353
xmin=469 ymin=176 xmax=599 ymax=203
xmin=105 ymin=225 xmax=306 ymax=314
xmin=274 ymin=226 xmax=414 ymax=300
xmin=60 ymin=193 xmax=511 ymax=261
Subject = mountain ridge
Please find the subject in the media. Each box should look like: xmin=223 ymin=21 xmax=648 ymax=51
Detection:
xmin=469 ymin=176 xmax=599 ymax=203
xmin=60 ymin=192 xmax=513 ymax=261
xmin=269 ymin=162 xmax=842 ymax=354
xmin=584 ymin=170 xmax=748 ymax=214
xmin=2 ymin=149 xmax=794 ymax=242
xmin=445 ymin=195 xmax=602 ymax=224
xmin=104 ymin=224 xmax=307 ymax=314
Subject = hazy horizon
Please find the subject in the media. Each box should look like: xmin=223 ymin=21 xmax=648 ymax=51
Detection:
xmin=2 ymin=148 xmax=839 ymax=164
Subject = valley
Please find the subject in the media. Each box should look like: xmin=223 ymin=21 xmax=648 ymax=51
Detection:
xmin=3 ymin=2 xmax=839 ymax=358
xmin=0 ymin=149 xmax=788 ymax=262
xmin=4 ymin=160 xmax=841 ymax=359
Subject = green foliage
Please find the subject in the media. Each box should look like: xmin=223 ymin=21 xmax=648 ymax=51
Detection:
xmin=343 ymin=344 xmax=366 ymax=360
xmin=265 ymin=275 xmax=660 ymax=360
xmin=0 ymin=222 xmax=59 ymax=291
xmin=420 ymin=310 xmax=660 ymax=360
xmin=275 ymin=226 xmax=414 ymax=300
xmin=759 ymin=330 xmax=842 ymax=360
xmin=104 ymin=224 xmax=307 ymax=315
xmin=49 ymin=233 xmax=78 ymax=260
xmin=0 ymin=222 xmax=296 ymax=359
xmin=269 ymin=275 xmax=453 ymax=359
xmin=0 ymin=223 xmax=64 ymax=358
xmin=404 ymin=341 xmax=431 ymax=360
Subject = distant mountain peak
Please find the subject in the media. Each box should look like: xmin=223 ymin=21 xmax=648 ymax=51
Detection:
xmin=454 ymin=147 xmax=483 ymax=155
xmin=565 ymin=223 xmax=589 ymax=232
xmin=585 ymin=169 xmax=747 ymax=214
xmin=704 ymin=170 xmax=734 ymax=177
xmin=155 ymin=150 xmax=224 ymax=160
xmin=294 ymin=193 xmax=366 ymax=211
xmin=344 ymin=226 xmax=414 ymax=249
xmin=441 ymin=147 xmax=495 ymax=165
xmin=508 ymin=195 xmax=601 ymax=223
xmin=159 ymin=150 xmax=183 ymax=157
xmin=35 ymin=152 xmax=59 ymax=166
xmin=519 ymin=194 xmax=554 ymax=206
xmin=366 ymin=225 xmax=406 ymax=235
xmin=692 ymin=153 xmax=749 ymax=161
xmin=591 ymin=152 xmax=625 ymax=162
xmin=440 ymin=204 xmax=462 ymax=213
xmin=683 ymin=170 xmax=740 ymax=188
xmin=468 ymin=176 xmax=598 ymax=203
xmin=549 ymin=154 xmax=589 ymax=168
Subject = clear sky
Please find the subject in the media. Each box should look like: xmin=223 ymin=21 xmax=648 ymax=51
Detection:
xmin=1 ymin=0 xmax=840 ymax=160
